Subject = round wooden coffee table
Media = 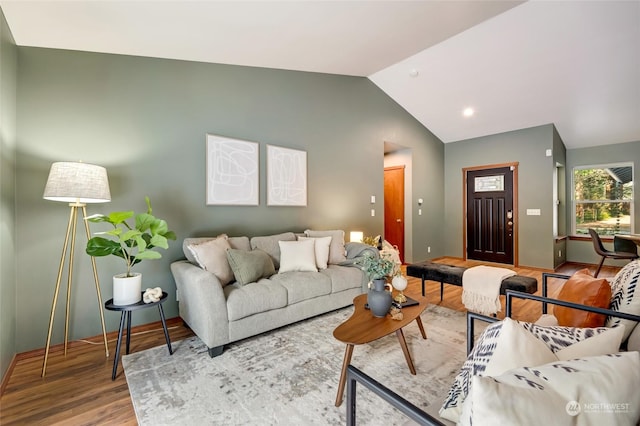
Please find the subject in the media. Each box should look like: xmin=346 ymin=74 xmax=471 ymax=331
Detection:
xmin=333 ymin=292 xmax=428 ymax=406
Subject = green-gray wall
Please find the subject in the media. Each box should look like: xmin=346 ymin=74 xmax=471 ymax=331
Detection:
xmin=566 ymin=140 xmax=640 ymax=265
xmin=14 ymin=47 xmax=444 ymax=352
xmin=552 ymin=125 xmax=567 ymax=268
xmin=0 ymin=7 xmax=17 ymax=384
xmin=444 ymin=124 xmax=564 ymax=269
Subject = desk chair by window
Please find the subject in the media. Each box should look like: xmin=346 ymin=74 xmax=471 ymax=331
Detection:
xmin=588 ymin=228 xmax=639 ymax=277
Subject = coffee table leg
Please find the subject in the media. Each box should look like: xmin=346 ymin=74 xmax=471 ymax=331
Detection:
xmin=415 ymin=316 xmax=427 ymax=339
xmin=335 ymin=344 xmax=354 ymax=407
xmin=396 ymin=328 xmax=416 ymax=375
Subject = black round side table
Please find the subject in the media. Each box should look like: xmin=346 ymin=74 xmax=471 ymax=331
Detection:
xmin=105 ymin=291 xmax=173 ymax=380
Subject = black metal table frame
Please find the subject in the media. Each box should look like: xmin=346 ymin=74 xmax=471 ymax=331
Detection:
xmin=105 ymin=291 xmax=173 ymax=380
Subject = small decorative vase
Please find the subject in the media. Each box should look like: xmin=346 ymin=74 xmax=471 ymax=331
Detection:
xmin=113 ymin=272 xmax=142 ymax=305
xmin=392 ymin=275 xmax=408 ymax=303
xmin=368 ymin=278 xmax=393 ymax=317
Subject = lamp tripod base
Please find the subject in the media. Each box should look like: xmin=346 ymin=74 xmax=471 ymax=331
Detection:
xmin=42 ymin=203 xmax=109 ymax=377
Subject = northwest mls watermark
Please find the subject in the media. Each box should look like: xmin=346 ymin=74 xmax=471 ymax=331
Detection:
xmin=566 ymin=401 xmax=631 ymax=416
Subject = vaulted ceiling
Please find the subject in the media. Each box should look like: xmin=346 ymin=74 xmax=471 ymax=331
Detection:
xmin=2 ymin=1 xmax=638 ymax=149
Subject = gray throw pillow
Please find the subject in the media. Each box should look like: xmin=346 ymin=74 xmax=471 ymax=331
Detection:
xmin=226 ymin=248 xmax=276 ymax=285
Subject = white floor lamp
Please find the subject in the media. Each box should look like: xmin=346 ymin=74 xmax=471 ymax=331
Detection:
xmin=41 ymin=161 xmax=111 ymax=377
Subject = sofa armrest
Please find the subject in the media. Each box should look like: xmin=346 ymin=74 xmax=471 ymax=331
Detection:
xmin=170 ymin=260 xmax=230 ymax=349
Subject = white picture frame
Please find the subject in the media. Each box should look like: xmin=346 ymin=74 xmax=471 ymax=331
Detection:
xmin=267 ymin=145 xmax=307 ymax=206
xmin=206 ymin=134 xmax=259 ymax=206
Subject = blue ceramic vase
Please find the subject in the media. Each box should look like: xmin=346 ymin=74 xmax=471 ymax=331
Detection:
xmin=368 ymin=278 xmax=393 ymax=317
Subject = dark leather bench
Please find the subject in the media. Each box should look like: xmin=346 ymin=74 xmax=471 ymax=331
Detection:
xmin=406 ymin=261 xmax=538 ymax=299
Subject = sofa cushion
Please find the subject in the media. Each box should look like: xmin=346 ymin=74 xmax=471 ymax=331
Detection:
xmin=320 ymin=265 xmax=366 ymax=293
xmin=440 ymin=318 xmax=624 ymax=423
xmin=278 ymin=240 xmax=318 ymax=273
xmin=186 ymin=235 xmax=234 ymax=286
xmin=298 ymin=236 xmax=331 ymax=269
xmin=554 ymin=268 xmax=611 ymax=327
xmin=460 ymin=352 xmax=640 ymax=426
xmin=607 ymin=260 xmax=640 ymax=340
xmin=250 ymin=232 xmax=296 ymax=269
xmin=304 ymin=229 xmax=347 ymax=264
xmin=226 ymin=248 xmax=276 ymax=286
xmin=224 ymin=279 xmax=288 ymax=321
xmin=269 ymin=271 xmax=332 ymax=304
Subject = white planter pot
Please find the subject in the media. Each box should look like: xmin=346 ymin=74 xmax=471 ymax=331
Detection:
xmin=113 ymin=273 xmax=142 ymax=305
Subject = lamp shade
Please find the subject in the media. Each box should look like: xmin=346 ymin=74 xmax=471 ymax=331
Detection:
xmin=43 ymin=162 xmax=111 ymax=203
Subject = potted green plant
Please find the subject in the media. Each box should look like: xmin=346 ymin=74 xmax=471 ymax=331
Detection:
xmin=357 ymin=251 xmax=395 ymax=281
xmin=85 ymin=196 xmax=176 ymax=305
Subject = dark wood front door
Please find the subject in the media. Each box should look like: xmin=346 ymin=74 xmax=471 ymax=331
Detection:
xmin=384 ymin=166 xmax=405 ymax=263
xmin=466 ymin=166 xmax=515 ymax=264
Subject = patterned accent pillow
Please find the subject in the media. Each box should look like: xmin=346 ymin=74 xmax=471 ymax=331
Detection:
xmin=521 ymin=322 xmax=611 ymax=354
xmin=606 ymin=260 xmax=640 ymax=340
xmin=460 ymin=352 xmax=640 ymax=426
xmin=439 ymin=319 xmax=618 ymax=423
xmin=439 ymin=319 xmax=556 ymax=423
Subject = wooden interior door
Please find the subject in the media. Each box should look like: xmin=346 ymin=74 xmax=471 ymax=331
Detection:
xmin=384 ymin=166 xmax=405 ymax=263
xmin=466 ymin=166 xmax=515 ymax=264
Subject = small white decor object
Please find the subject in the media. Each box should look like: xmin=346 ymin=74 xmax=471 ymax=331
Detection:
xmin=113 ymin=272 xmax=142 ymax=305
xmin=392 ymin=275 xmax=408 ymax=303
xmin=143 ymin=287 xmax=163 ymax=304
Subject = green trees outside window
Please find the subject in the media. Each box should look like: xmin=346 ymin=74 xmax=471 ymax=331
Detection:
xmin=574 ymin=165 xmax=633 ymax=236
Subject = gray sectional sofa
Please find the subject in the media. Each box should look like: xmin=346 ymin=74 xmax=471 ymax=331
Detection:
xmin=170 ymin=230 xmax=376 ymax=357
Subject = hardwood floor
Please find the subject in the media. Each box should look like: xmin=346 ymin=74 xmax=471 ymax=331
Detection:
xmin=0 ymin=258 xmax=621 ymax=425
xmin=0 ymin=318 xmax=194 ymax=425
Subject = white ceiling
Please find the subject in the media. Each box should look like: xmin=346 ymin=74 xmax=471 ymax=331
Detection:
xmin=2 ymin=1 xmax=639 ymax=149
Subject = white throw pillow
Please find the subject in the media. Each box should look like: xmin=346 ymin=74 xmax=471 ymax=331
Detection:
xmin=535 ymin=314 xmax=559 ymax=326
xmin=628 ymin=321 xmax=640 ymax=352
xmin=304 ymin=229 xmax=347 ymax=264
xmin=186 ymin=235 xmax=234 ymax=285
xmin=440 ymin=318 xmax=625 ymax=423
xmin=461 ymin=352 xmax=640 ymax=426
xmin=440 ymin=318 xmax=556 ymax=423
xmin=606 ymin=260 xmax=640 ymax=340
xmin=278 ymin=239 xmax=318 ymax=273
xmin=298 ymin=236 xmax=331 ymax=269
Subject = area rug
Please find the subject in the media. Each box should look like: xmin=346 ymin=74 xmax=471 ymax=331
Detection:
xmin=123 ymin=304 xmax=474 ymax=425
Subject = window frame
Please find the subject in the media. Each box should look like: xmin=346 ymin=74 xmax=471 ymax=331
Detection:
xmin=571 ymin=162 xmax=634 ymax=237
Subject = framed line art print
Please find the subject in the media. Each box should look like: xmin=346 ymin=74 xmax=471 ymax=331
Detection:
xmin=266 ymin=145 xmax=307 ymax=206
xmin=206 ymin=134 xmax=259 ymax=206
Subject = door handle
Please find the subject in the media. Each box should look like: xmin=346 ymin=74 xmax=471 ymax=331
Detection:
xmin=396 ymin=219 xmax=402 ymax=223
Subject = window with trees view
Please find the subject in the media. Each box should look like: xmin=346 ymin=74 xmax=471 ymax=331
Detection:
xmin=573 ymin=164 xmax=633 ymax=236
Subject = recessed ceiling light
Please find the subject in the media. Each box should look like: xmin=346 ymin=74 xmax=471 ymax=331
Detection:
xmin=463 ymin=107 xmax=475 ymax=117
